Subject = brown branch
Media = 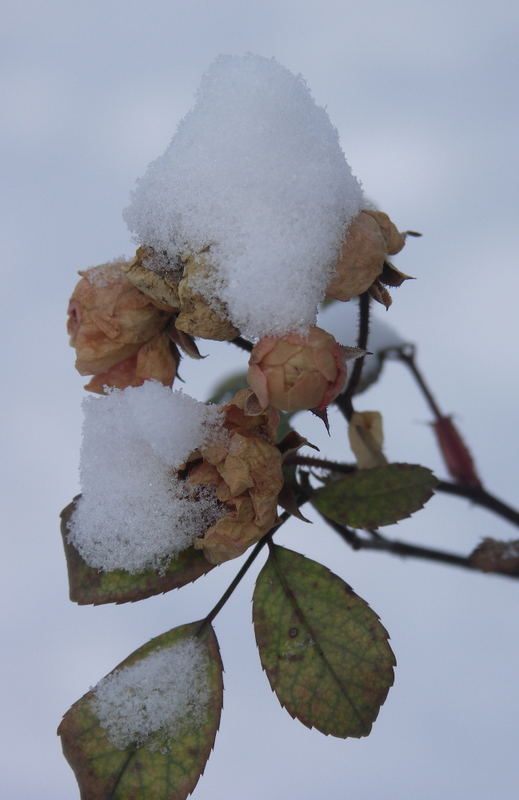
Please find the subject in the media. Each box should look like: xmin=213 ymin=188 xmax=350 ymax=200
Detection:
xmin=436 ymin=481 xmax=519 ymax=528
xmin=287 ymin=454 xmax=519 ymax=529
xmin=320 ymin=513 xmax=519 ymax=580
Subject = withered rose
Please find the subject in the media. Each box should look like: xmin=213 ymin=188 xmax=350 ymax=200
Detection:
xmin=325 ymin=210 xmax=409 ymax=307
xmin=67 ymin=260 xmax=177 ymax=393
xmin=247 ymin=326 xmax=353 ymax=413
xmin=186 ymin=390 xmax=283 ymax=564
xmin=125 ymin=246 xmax=239 ymax=341
xmin=175 ymin=253 xmax=239 ymax=341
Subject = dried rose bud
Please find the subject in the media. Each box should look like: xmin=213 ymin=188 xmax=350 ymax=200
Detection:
xmin=67 ymin=260 xmax=175 ymax=393
xmin=433 ymin=415 xmax=482 ymax=488
xmin=325 ymin=210 xmax=407 ymax=302
xmin=83 ymin=330 xmax=178 ymax=394
xmin=348 ymin=410 xmax=387 ymax=469
xmin=175 ymin=253 xmax=239 ymax=341
xmin=187 ymin=390 xmax=283 ymax=564
xmin=247 ymin=326 xmax=351 ymax=412
xmin=123 ymin=245 xmax=181 ymax=311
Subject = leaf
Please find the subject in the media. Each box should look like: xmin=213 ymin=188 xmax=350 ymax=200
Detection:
xmin=60 ymin=498 xmax=215 ymax=605
xmin=58 ymin=621 xmax=223 ymax=800
xmin=312 ymin=463 xmax=437 ymax=528
xmin=253 ymin=545 xmax=395 ymax=737
xmin=207 ymin=371 xmax=248 ymax=404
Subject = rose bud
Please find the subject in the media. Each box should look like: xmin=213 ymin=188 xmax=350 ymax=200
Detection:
xmin=325 ymin=210 xmax=406 ymax=302
xmin=175 ymin=254 xmax=239 ymax=341
xmin=186 ymin=390 xmax=283 ymax=564
xmin=247 ymin=326 xmax=356 ymax=413
xmin=67 ymin=260 xmax=175 ymax=393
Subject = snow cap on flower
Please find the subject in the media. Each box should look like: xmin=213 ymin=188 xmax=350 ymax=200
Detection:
xmin=124 ymin=54 xmax=365 ymax=340
xmin=247 ymin=326 xmax=360 ymax=413
xmin=67 ymin=260 xmax=176 ymax=393
xmin=68 ymin=382 xmax=226 ymax=573
xmin=187 ymin=390 xmax=283 ymax=564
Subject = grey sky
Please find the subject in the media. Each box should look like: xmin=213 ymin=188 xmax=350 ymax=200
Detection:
xmin=2 ymin=1 xmax=518 ymax=798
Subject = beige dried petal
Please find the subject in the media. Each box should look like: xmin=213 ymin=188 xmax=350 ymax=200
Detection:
xmin=123 ymin=247 xmax=180 ymax=311
xmin=325 ymin=212 xmax=387 ymax=302
xmin=348 ymin=411 xmax=387 ymax=469
xmin=176 ymin=255 xmax=239 ymax=340
xmin=363 ymin=210 xmax=406 ymax=255
xmin=222 ymin=389 xmax=280 ymax=441
xmin=84 ymin=330 xmax=177 ymax=394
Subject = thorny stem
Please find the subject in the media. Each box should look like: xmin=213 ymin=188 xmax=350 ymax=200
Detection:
xmin=197 ymin=511 xmax=290 ymax=633
xmin=388 ymin=344 xmax=443 ymax=418
xmin=335 ymin=291 xmax=371 ymax=421
xmin=287 ymin=453 xmax=519 ymax=529
xmin=320 ymin=513 xmax=519 ymax=580
xmin=436 ymin=480 xmax=519 ymax=527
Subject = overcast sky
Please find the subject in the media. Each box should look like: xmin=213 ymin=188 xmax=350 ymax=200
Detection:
xmin=2 ymin=1 xmax=519 ymax=798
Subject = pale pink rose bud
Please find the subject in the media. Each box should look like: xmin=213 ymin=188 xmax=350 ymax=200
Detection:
xmin=67 ymin=260 xmax=175 ymax=393
xmin=247 ymin=326 xmax=349 ymax=413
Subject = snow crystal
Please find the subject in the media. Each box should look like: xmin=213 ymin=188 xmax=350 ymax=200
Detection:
xmin=318 ymin=301 xmax=408 ymax=393
xmin=68 ymin=382 xmax=226 ymax=573
xmin=124 ymin=54 xmax=365 ymax=339
xmin=91 ymin=638 xmax=210 ymax=751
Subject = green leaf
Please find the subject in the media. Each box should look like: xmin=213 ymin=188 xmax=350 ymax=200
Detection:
xmin=58 ymin=621 xmax=223 ymax=800
xmin=60 ymin=498 xmax=215 ymax=605
xmin=312 ymin=463 xmax=437 ymax=528
xmin=253 ymin=545 xmax=395 ymax=738
xmin=207 ymin=371 xmax=248 ymax=404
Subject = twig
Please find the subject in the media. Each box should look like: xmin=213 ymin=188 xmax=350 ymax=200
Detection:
xmin=197 ymin=511 xmax=290 ymax=632
xmin=287 ymin=454 xmax=519 ymax=529
xmin=335 ymin=292 xmax=371 ymax=421
xmin=387 ymin=344 xmax=443 ymax=418
xmin=436 ymin=480 xmax=519 ymax=527
xmin=321 ymin=513 xmax=519 ymax=580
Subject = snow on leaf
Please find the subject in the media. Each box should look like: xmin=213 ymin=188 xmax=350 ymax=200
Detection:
xmin=58 ymin=622 xmax=223 ymax=800
xmin=60 ymin=498 xmax=215 ymax=605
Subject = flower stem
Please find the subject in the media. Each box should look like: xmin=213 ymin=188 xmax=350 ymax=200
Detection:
xmin=390 ymin=344 xmax=443 ymax=418
xmin=197 ymin=512 xmax=290 ymax=632
xmin=335 ymin=291 xmax=371 ymax=421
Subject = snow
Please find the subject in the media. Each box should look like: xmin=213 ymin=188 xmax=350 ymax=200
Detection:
xmin=67 ymin=382 xmax=226 ymax=573
xmin=124 ymin=54 xmax=365 ymax=340
xmin=91 ymin=638 xmax=210 ymax=751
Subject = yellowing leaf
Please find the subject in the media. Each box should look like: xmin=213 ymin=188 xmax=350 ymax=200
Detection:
xmin=312 ymin=463 xmax=437 ymax=528
xmin=253 ymin=545 xmax=395 ymax=737
xmin=60 ymin=498 xmax=215 ymax=605
xmin=58 ymin=622 xmax=223 ymax=800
